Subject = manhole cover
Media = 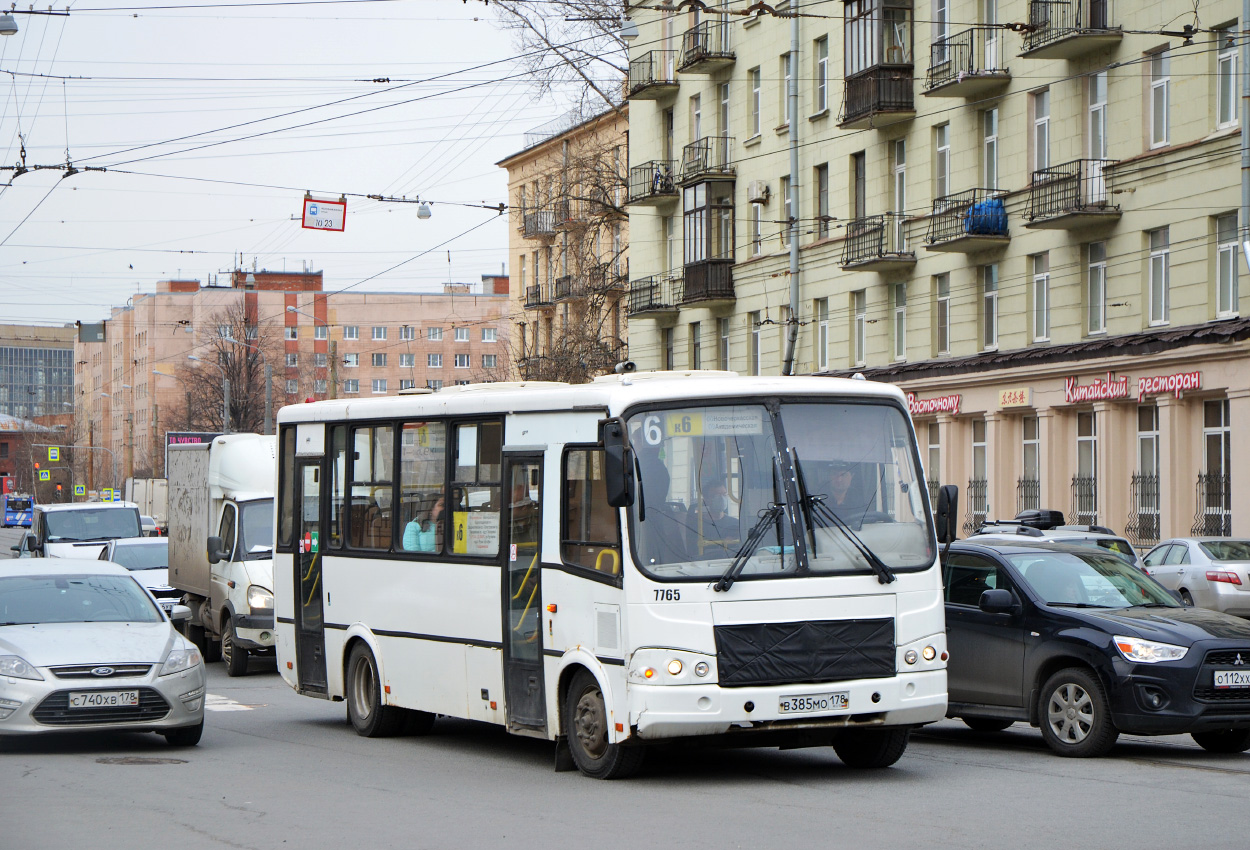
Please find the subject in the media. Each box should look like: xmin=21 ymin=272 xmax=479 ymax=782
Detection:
xmin=95 ymin=757 xmax=187 ymax=765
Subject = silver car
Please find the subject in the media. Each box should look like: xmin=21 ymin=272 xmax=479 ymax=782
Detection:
xmin=1144 ymin=538 xmax=1250 ymax=618
xmin=98 ymin=537 xmax=181 ymax=617
xmin=0 ymin=558 xmax=205 ymax=745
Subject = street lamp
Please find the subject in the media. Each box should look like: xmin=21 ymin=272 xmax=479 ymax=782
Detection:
xmin=222 ymin=335 xmax=273 ymax=435
xmin=0 ymin=14 xmax=17 ymax=36
xmin=188 ymin=355 xmax=230 ymax=434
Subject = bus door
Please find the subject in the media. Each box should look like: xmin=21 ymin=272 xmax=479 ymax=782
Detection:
xmin=501 ymin=453 xmax=545 ymax=733
xmin=295 ymin=458 xmax=328 ymax=694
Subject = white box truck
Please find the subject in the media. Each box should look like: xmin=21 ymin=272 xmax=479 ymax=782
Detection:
xmin=125 ymin=477 xmax=169 ymax=531
xmin=168 ymin=434 xmax=276 ymax=677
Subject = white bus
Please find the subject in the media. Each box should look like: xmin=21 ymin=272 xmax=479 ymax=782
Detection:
xmin=273 ymin=371 xmax=954 ymax=778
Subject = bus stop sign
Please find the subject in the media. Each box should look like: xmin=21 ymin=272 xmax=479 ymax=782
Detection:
xmin=302 ymin=195 xmax=346 ymax=232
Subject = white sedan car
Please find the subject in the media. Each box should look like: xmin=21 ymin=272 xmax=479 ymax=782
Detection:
xmin=0 ymin=559 xmax=205 ymax=745
xmin=1143 ymin=538 xmax=1250 ymax=618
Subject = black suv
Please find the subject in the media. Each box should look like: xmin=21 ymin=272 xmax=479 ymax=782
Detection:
xmin=941 ymin=538 xmax=1250 ymax=757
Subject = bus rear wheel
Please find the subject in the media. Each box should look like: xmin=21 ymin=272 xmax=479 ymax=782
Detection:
xmin=833 ymin=728 xmax=911 ymax=768
xmin=346 ymin=644 xmax=405 ymax=738
xmin=563 ymin=670 xmax=644 ymax=780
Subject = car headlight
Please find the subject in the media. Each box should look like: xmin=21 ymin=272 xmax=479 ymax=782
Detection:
xmin=0 ymin=655 xmax=43 ymax=681
xmin=246 ymin=585 xmax=273 ymax=610
xmin=1114 ymin=636 xmax=1188 ymax=664
xmin=160 ymin=647 xmax=203 ymax=677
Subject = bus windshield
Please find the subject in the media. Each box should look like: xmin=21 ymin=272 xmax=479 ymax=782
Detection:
xmin=627 ymin=401 xmax=934 ymax=582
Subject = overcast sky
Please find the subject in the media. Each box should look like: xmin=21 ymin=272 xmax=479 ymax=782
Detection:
xmin=0 ymin=0 xmax=567 ymax=327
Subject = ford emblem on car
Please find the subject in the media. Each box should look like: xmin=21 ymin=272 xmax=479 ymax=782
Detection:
xmin=91 ymin=667 xmax=115 ymax=677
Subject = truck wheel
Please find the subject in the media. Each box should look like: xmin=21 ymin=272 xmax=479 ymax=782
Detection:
xmin=346 ymin=643 xmax=405 ymax=737
xmin=221 ymin=617 xmax=249 ymax=677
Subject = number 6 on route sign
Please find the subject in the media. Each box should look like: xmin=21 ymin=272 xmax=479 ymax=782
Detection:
xmin=302 ymin=194 xmax=347 ymax=232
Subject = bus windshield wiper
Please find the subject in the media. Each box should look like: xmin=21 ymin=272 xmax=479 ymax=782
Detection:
xmin=790 ymin=448 xmax=818 ymax=559
xmin=806 ymin=496 xmax=896 ymax=585
xmin=713 ymin=503 xmax=786 ymax=592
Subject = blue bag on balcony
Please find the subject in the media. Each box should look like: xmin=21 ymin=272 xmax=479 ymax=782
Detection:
xmin=963 ymin=197 xmax=1007 ymax=235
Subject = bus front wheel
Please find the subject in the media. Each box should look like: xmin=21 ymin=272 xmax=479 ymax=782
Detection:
xmin=563 ymin=670 xmax=644 ymax=780
xmin=346 ymin=644 xmax=405 ymax=738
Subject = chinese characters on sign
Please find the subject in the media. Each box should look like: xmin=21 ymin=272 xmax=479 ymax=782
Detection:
xmin=301 ymin=195 xmax=347 ymax=232
xmin=998 ymin=388 xmax=1033 ymax=408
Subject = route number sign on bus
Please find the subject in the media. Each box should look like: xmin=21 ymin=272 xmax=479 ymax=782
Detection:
xmin=302 ymin=196 xmax=346 ymax=232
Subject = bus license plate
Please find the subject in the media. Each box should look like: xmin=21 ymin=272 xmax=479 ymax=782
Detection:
xmin=69 ymin=690 xmax=139 ymax=709
xmin=1214 ymin=670 xmax=1250 ymax=689
xmin=778 ymin=692 xmax=849 ymax=715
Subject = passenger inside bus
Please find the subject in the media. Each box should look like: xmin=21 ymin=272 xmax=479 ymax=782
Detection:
xmin=402 ymin=493 xmax=445 ymax=553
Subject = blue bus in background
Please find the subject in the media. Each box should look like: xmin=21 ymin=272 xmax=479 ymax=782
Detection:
xmin=2 ymin=495 xmax=33 ymax=528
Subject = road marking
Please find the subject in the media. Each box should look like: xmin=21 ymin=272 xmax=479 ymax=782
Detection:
xmin=206 ymin=694 xmax=257 ymax=712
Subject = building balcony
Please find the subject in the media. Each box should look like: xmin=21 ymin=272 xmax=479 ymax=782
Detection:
xmin=524 ymin=284 xmax=553 ymax=309
xmin=680 ymin=136 xmax=735 ymax=184
xmin=627 ymin=160 xmax=678 ymax=207
xmin=677 ymin=20 xmax=734 ymax=74
xmin=838 ymin=67 xmax=915 ymax=130
xmin=553 ymin=275 xmax=576 ymax=301
xmin=924 ymin=28 xmax=1010 ymax=98
xmin=627 ymin=274 xmax=682 ymax=317
xmin=681 ymin=260 xmax=734 ymax=307
xmin=840 ymin=213 xmax=916 ymax=271
xmin=523 ymin=208 xmax=556 ymax=238
xmin=1026 ymin=159 xmax=1120 ymax=230
xmin=586 ymin=264 xmax=627 ymax=296
xmin=1020 ymin=0 xmax=1121 ymax=60
xmin=925 ymin=188 xmax=1010 ymax=253
xmin=627 ymin=50 xmax=679 ymax=100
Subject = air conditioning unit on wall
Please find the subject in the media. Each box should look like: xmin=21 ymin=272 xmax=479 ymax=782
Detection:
xmin=747 ymin=181 xmax=770 ymax=204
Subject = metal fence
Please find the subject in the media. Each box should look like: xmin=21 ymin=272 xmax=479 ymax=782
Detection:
xmin=682 ymin=260 xmax=735 ymax=304
xmin=926 ymin=188 xmax=1009 ymax=245
xmin=841 ymin=213 xmax=911 ymax=266
xmin=1025 ymin=0 xmax=1112 ymax=52
xmin=679 ymin=19 xmax=733 ymax=69
xmin=1016 ymin=478 xmax=1040 ymax=514
xmin=840 ymin=68 xmax=914 ymax=126
xmin=1191 ymin=473 xmax=1232 ymax=536
xmin=628 ymin=160 xmax=678 ymax=203
xmin=627 ymin=50 xmax=678 ymax=97
xmin=962 ymin=478 xmax=988 ymax=535
xmin=524 ymin=284 xmax=552 ymax=309
xmin=1027 ymin=158 xmax=1116 ymax=221
xmin=926 ymin=27 xmax=1008 ymax=90
xmin=681 ymin=136 xmax=735 ymax=181
xmin=1125 ymin=473 xmax=1160 ymax=547
xmin=627 ymin=275 xmax=683 ymax=315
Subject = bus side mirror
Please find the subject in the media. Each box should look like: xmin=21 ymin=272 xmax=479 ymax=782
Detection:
xmin=935 ymin=484 xmax=959 ymax=544
xmin=599 ymin=417 xmax=635 ymax=508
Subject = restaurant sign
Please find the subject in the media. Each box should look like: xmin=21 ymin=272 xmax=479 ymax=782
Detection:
xmin=1137 ymin=371 xmax=1201 ymax=403
xmin=998 ymin=387 xmax=1033 ymax=408
xmin=1064 ymin=372 xmax=1130 ymax=404
xmin=906 ymin=392 xmax=962 ymax=416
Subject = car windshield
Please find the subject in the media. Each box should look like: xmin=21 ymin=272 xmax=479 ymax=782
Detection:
xmin=0 ymin=574 xmax=163 ymax=625
xmin=1199 ymin=539 xmax=1250 ymax=561
xmin=107 ymin=541 xmax=169 ymax=571
xmin=1007 ymin=551 xmax=1177 ymax=608
xmin=626 ymin=400 xmax=933 ymax=581
xmin=239 ymin=499 xmax=274 ymax=559
xmin=44 ymin=508 xmax=142 ymax=542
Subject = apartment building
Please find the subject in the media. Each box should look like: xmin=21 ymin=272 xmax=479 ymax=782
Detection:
xmin=76 ymin=270 xmax=510 ymax=481
xmin=623 ymin=1 xmax=1250 ymax=541
xmin=498 ymin=105 xmax=630 ymax=380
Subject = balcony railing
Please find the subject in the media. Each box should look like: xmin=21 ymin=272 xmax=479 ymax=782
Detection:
xmin=627 ymin=50 xmax=679 ymax=100
xmin=1125 ymin=473 xmax=1160 ymax=547
xmin=841 ymin=213 xmax=914 ymax=269
xmin=627 ymin=160 xmax=678 ymax=205
xmin=1027 ymin=159 xmax=1119 ymax=227
xmin=586 ymin=264 xmax=627 ymax=295
xmin=1191 ymin=472 xmax=1232 ymax=536
xmin=524 ymin=284 xmax=553 ymax=309
xmin=678 ymin=20 xmax=734 ymax=73
xmin=523 ymin=208 xmax=556 ymax=238
xmin=839 ymin=67 xmax=915 ymax=129
xmin=553 ymin=275 xmax=576 ymax=301
xmin=1069 ymin=475 xmax=1098 ymax=526
xmin=681 ymin=260 xmax=734 ymax=305
xmin=1017 ymin=477 xmax=1041 ymax=514
xmin=627 ymin=274 xmax=683 ymax=315
xmin=927 ymin=479 xmax=941 ymax=506
xmin=925 ymin=27 xmax=1010 ymax=95
xmin=681 ymin=136 xmax=735 ymax=182
xmin=926 ymin=188 xmax=1009 ymax=250
xmin=962 ymin=478 xmax=988 ymax=535
xmin=1022 ymin=0 xmax=1121 ymax=59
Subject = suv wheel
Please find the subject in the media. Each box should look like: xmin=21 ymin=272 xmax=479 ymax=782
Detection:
xmin=1038 ymin=667 xmax=1118 ymax=758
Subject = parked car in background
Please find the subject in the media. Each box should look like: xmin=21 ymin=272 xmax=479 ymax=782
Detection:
xmin=971 ymin=510 xmax=1144 ymax=570
xmin=942 ymin=538 xmax=1250 ymax=757
xmin=0 ymin=558 xmax=205 ymax=745
xmin=8 ymin=531 xmax=35 ymax=559
xmin=1144 ymin=538 xmax=1250 ymax=618
xmin=98 ymin=538 xmax=181 ymax=617
xmin=141 ymin=515 xmax=162 ymax=537
xmin=28 ymin=502 xmax=145 ymax=559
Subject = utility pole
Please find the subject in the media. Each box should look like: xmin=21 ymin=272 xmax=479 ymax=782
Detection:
xmin=329 ymin=340 xmax=338 ymax=399
xmin=224 ymin=377 xmax=231 ymax=434
xmin=127 ymin=412 xmax=134 ymax=483
xmin=781 ymin=11 xmax=801 ymax=376
xmin=153 ymin=403 xmax=161 ymax=478
xmin=87 ymin=420 xmax=94 ymax=492
xmin=264 ymin=363 xmax=273 ymax=435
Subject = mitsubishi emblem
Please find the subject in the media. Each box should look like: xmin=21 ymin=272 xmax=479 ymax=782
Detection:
xmin=1235 ymin=654 xmax=1246 ymax=666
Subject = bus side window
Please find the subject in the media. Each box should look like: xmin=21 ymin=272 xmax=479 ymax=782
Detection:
xmin=450 ymin=421 xmax=503 ymax=556
xmin=348 ymin=425 xmax=395 ymax=551
xmin=327 ymin=425 xmax=347 ymax=549
xmin=562 ymin=448 xmax=622 ymax=575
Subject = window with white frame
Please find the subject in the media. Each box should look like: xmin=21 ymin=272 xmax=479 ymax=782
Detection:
xmin=780 ymin=53 xmax=792 ymax=125
xmin=342 ymin=353 xmax=359 ymax=368
xmin=1088 ymin=241 xmax=1107 ymax=333
xmin=286 ymin=353 xmax=298 ymax=368
xmin=983 ymin=264 xmax=999 ymax=349
xmin=927 ymin=423 xmax=940 ymax=493
xmin=372 ymin=352 xmax=387 ymax=367
xmin=892 ymin=140 xmax=906 ymax=213
xmin=454 ymin=353 xmax=470 ymax=368
xmin=343 ymin=326 xmax=359 ymax=340
xmin=893 ymin=283 xmax=907 ymax=361
xmin=399 ymin=325 xmax=415 ymax=341
xmin=749 ymin=67 xmax=761 ymax=136
xmin=284 ymin=326 xmax=298 ymax=341
xmin=1033 ymin=253 xmax=1050 ymax=341
xmin=399 ymin=379 xmax=415 ymax=390
xmin=748 ymin=311 xmax=761 ymax=375
xmin=315 ymin=352 xmax=328 ymax=368
xmin=399 ymin=352 xmax=415 ymax=368
xmin=1218 ymin=30 xmax=1238 ymax=128
xmin=428 ymin=353 xmax=442 ymax=368
xmin=455 ymin=327 xmax=470 ymax=342
xmin=936 ymin=273 xmax=950 ymax=355
xmin=816 ymin=298 xmax=829 ymax=370
xmin=690 ymin=93 xmax=701 ymax=140
xmin=1150 ymin=50 xmax=1170 ymax=148
xmin=718 ymin=317 xmax=731 ymax=369
xmin=815 ymin=37 xmax=829 ymax=113
xmin=1217 ymin=213 xmax=1239 ymax=317
xmin=372 ymin=379 xmax=387 ymax=394
xmin=315 ymin=379 xmax=327 ymax=394
xmin=853 ymin=290 xmax=866 ymax=366
xmin=371 ymin=326 xmax=386 ymax=341
xmin=427 ymin=379 xmax=443 ymax=390
xmin=343 ymin=379 xmax=359 ymax=394
xmin=1149 ymin=227 xmax=1170 ymax=324
xmin=314 ymin=325 xmax=328 ymax=340
xmin=427 ymin=327 xmax=442 ymax=341
xmin=751 ymin=203 xmax=763 ymax=255
xmin=482 ymin=354 xmax=497 ymax=369
xmin=983 ymin=108 xmax=999 ymax=188
xmin=286 ymin=379 xmax=298 ymax=394
xmin=518 ymin=255 xmax=526 ymax=291
xmin=482 ymin=327 xmax=497 ymax=342
xmin=816 ymin=163 xmax=830 ymax=238
xmin=1032 ymin=88 xmax=1050 ymax=172
xmin=935 ymin=123 xmax=950 ymax=199
xmin=1088 ymin=71 xmax=1107 ymax=159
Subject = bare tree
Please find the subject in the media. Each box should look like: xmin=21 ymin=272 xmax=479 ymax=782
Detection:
xmin=177 ymin=300 xmax=282 ymax=435
xmin=492 ymin=0 xmax=628 ymax=112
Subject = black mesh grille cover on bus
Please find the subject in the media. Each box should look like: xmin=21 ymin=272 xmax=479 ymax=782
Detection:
xmin=714 ymin=618 xmax=895 ymax=688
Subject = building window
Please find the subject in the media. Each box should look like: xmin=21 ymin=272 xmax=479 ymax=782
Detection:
xmin=892 ymin=140 xmax=906 ymax=214
xmin=690 ymin=321 xmax=702 ymax=369
xmin=815 ymin=36 xmax=829 ymax=113
xmin=399 ymin=326 xmax=415 ymax=341
xmin=398 ymin=379 xmax=414 ymax=391
xmin=1088 ymin=241 xmax=1107 ymax=333
xmin=718 ymin=317 xmax=731 ymax=369
xmin=1022 ymin=414 xmax=1040 ymax=512
xmin=751 ymin=203 xmax=763 ymax=255
xmin=314 ymin=325 xmax=328 ymax=340
xmin=286 ymin=379 xmax=298 ymax=394
xmin=780 ymin=52 xmax=792 ymax=125
xmin=749 ymin=67 xmax=761 ymax=136
xmin=1088 ymin=71 xmax=1107 ymax=159
xmin=342 ymin=353 xmax=359 ymax=368
xmin=1149 ymin=227 xmax=1170 ymax=325
xmin=315 ymin=379 xmax=327 ymax=394
xmin=926 ymin=422 xmax=940 ymax=498
xmin=851 ymin=151 xmax=866 ymax=219
xmin=1032 ymin=253 xmax=1050 ymax=342
xmin=343 ymin=326 xmax=359 ymax=340
xmin=286 ymin=353 xmax=298 ymax=368
xmin=427 ymin=327 xmax=443 ymax=341
xmin=690 ymin=92 xmax=701 ymax=140
xmin=372 ymin=379 xmax=387 ymax=394
xmin=662 ymin=327 xmax=675 ymax=370
xmin=816 ymin=298 xmax=829 ymax=370
xmin=982 ymin=264 xmax=999 ymax=350
xmin=1217 ymin=213 xmax=1239 ymax=317
xmin=983 ymin=108 xmax=999 ymax=189
xmin=428 ymin=353 xmax=442 ymax=368
xmin=682 ymin=181 xmax=734 ymax=265
xmin=934 ymin=123 xmax=950 ymax=199
xmin=399 ymin=352 xmax=415 ymax=368
xmin=815 ymin=163 xmax=830 ymax=238
xmin=1217 ymin=30 xmax=1238 ymax=128
xmin=853 ymin=290 xmax=866 ymax=366
xmin=454 ymin=353 xmax=470 ymax=368
xmin=1032 ymin=88 xmax=1050 ymax=172
xmin=1150 ymin=49 xmax=1170 ymax=148
xmin=482 ymin=354 xmax=497 ymax=369
xmin=315 ymin=353 xmax=328 ymax=368
xmin=935 ymin=273 xmax=950 ymax=355
xmin=971 ymin=418 xmax=988 ymax=527
xmin=1075 ymin=411 xmax=1098 ymax=524
xmin=780 ymin=175 xmax=792 ymax=247
xmin=482 ymin=327 xmax=497 ymax=342
xmin=518 ymin=255 xmax=526 ymax=290
xmin=343 ymin=379 xmax=359 ymax=394
xmin=370 ymin=352 xmax=386 ymax=367
xmin=284 ymin=327 xmax=298 ymax=341
xmin=455 ymin=327 xmax=470 ymax=342
xmin=427 ymin=380 xmax=443 ymax=390
xmin=893 ymin=283 xmax=907 ymax=361
xmin=748 ymin=311 xmax=761 ymax=375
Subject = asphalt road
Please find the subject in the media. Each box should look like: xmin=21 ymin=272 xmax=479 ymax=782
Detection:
xmin=4 ymin=528 xmax=1250 ymax=849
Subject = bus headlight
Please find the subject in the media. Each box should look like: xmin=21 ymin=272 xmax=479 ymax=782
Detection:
xmin=629 ymin=649 xmax=716 ymax=684
xmin=667 ymin=659 xmax=683 ymax=676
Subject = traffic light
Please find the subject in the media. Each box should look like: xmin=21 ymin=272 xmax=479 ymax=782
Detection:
xmin=33 ymin=461 xmax=40 ymax=470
